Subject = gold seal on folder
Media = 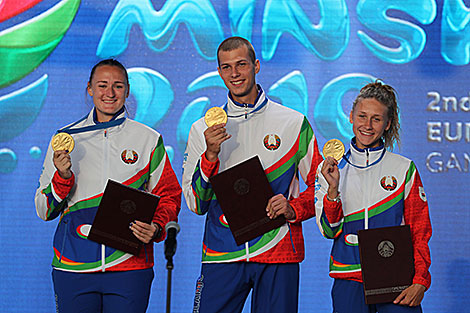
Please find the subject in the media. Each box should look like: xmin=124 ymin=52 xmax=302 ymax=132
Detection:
xmin=204 ymin=107 xmax=227 ymax=127
xmin=51 ymin=132 xmax=74 ymax=153
xmin=322 ymin=139 xmax=344 ymax=161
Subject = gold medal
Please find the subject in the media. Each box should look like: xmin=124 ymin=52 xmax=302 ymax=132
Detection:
xmin=204 ymin=107 xmax=227 ymax=127
xmin=323 ymin=139 xmax=345 ymax=161
xmin=51 ymin=132 xmax=75 ymax=153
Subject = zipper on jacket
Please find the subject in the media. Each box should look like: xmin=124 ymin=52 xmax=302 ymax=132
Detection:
xmin=101 ymin=128 xmax=109 ymax=271
xmin=244 ymin=104 xmax=248 ymax=119
xmin=144 ymin=245 xmax=149 ymax=263
xmin=59 ymin=219 xmax=68 ymax=263
xmin=245 ymin=242 xmax=250 ymax=261
xmin=287 ymin=223 xmax=297 ymax=253
xmin=364 ymin=152 xmax=372 ymax=230
xmin=101 ymin=244 xmax=106 ymax=272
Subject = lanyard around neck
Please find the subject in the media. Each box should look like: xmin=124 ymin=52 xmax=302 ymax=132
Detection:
xmin=58 ymin=115 xmax=126 ymax=135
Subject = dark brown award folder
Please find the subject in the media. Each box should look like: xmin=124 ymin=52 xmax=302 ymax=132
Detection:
xmin=87 ymin=180 xmax=160 ymax=255
xmin=358 ymin=225 xmax=414 ymax=304
xmin=209 ymin=155 xmax=286 ymax=246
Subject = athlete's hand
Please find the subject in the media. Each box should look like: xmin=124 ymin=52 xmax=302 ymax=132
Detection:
xmin=393 ymin=283 xmax=426 ymax=306
xmin=321 ymin=156 xmax=340 ymax=199
xmin=204 ymin=123 xmax=231 ymax=162
xmin=53 ymin=150 xmax=72 ymax=179
xmin=130 ymin=220 xmax=160 ymax=244
xmin=266 ymin=194 xmax=296 ymax=220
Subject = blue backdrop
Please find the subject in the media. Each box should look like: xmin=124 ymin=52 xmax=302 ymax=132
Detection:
xmin=0 ymin=0 xmax=468 ymax=312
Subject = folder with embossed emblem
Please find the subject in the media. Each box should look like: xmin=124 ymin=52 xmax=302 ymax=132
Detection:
xmin=209 ymin=155 xmax=285 ymax=246
xmin=87 ymin=180 xmax=160 ymax=255
xmin=358 ymin=225 xmax=414 ymax=304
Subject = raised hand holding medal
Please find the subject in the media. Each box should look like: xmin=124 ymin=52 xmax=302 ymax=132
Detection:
xmin=203 ymin=107 xmax=231 ymax=162
xmin=321 ymin=139 xmax=344 ymax=200
xmin=51 ymin=132 xmax=74 ymax=179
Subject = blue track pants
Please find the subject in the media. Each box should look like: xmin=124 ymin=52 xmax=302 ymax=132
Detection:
xmin=193 ymin=262 xmax=299 ymax=313
xmin=52 ymin=268 xmax=154 ymax=313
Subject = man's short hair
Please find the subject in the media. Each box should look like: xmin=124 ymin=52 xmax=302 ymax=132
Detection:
xmin=217 ymin=36 xmax=256 ymax=66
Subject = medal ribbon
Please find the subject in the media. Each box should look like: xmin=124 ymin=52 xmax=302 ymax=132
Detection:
xmin=57 ymin=108 xmax=126 ymax=135
xmin=58 ymin=118 xmax=126 ymax=135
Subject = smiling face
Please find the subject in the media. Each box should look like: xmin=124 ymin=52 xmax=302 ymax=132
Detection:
xmin=217 ymin=44 xmax=260 ymax=104
xmin=350 ymin=98 xmax=391 ymax=149
xmin=87 ymin=64 xmax=129 ymax=122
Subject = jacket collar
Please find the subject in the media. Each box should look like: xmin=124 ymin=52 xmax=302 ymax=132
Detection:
xmin=92 ymin=106 xmax=126 ymax=124
xmin=347 ymin=137 xmax=386 ymax=168
xmin=224 ymin=85 xmax=268 ymax=118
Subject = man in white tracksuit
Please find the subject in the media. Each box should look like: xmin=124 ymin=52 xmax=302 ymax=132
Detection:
xmin=182 ymin=36 xmax=323 ymax=313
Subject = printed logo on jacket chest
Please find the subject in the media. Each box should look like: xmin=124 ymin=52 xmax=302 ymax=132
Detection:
xmin=380 ymin=175 xmax=398 ymax=191
xmin=263 ymin=134 xmax=281 ymax=151
xmin=121 ymin=149 xmax=138 ymax=164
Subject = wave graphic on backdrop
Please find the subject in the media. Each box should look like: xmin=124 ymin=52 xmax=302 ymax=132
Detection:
xmin=128 ymin=67 xmax=174 ymax=129
xmin=0 ymin=0 xmax=43 ymax=23
xmin=0 ymin=148 xmax=17 ymax=174
xmin=96 ymin=0 xmax=223 ymax=60
xmin=356 ymin=0 xmax=436 ymax=64
xmin=187 ymin=72 xmax=226 ymax=93
xmin=0 ymin=75 xmax=48 ymax=143
xmin=268 ymin=70 xmax=308 ymax=116
xmin=228 ymin=0 xmax=256 ymax=41
xmin=313 ymin=73 xmax=376 ymax=144
xmin=177 ymin=96 xmax=211 ymax=152
xmin=441 ymin=0 xmax=470 ymax=65
xmin=0 ymin=0 xmax=80 ymax=88
xmin=262 ymin=0 xmax=349 ymax=61
xmin=0 ymin=75 xmax=48 ymax=173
